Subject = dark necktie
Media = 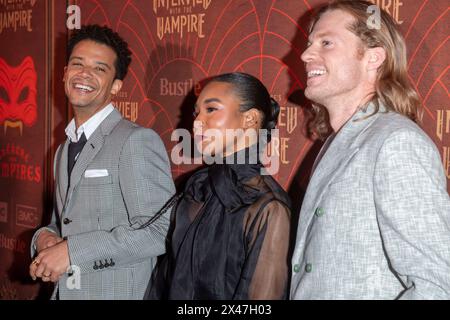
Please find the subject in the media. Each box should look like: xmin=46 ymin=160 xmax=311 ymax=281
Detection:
xmin=68 ymin=132 xmax=87 ymax=176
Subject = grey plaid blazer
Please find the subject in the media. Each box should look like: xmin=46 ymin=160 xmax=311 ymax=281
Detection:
xmin=31 ymin=109 xmax=175 ymax=299
xmin=290 ymin=103 xmax=450 ymax=300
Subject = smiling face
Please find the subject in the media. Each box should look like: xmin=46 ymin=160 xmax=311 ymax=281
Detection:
xmin=193 ymin=81 xmax=248 ymax=157
xmin=63 ymin=40 xmax=122 ymax=115
xmin=301 ymin=9 xmax=367 ymax=109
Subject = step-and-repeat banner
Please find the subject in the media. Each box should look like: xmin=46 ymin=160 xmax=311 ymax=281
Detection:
xmin=0 ymin=0 xmax=48 ymax=299
xmin=0 ymin=0 xmax=448 ymax=299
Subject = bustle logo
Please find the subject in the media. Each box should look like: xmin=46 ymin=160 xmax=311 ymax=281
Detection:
xmin=160 ymin=78 xmax=202 ymax=96
xmin=0 ymin=56 xmax=37 ymax=135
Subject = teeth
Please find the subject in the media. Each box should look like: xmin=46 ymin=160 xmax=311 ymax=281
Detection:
xmin=4 ymin=120 xmax=23 ymax=135
xmin=74 ymin=84 xmax=94 ymax=92
xmin=307 ymin=69 xmax=326 ymax=78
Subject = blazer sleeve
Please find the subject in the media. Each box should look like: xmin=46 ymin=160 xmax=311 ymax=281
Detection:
xmin=30 ymin=145 xmax=62 ymax=258
xmin=67 ymin=127 xmax=176 ymax=272
xmin=373 ymin=128 xmax=450 ymax=299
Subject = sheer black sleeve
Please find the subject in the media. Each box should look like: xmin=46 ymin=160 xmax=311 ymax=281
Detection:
xmin=236 ymin=200 xmax=291 ymax=300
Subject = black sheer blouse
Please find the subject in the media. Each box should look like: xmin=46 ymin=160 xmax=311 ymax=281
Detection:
xmin=151 ymin=147 xmax=291 ymax=300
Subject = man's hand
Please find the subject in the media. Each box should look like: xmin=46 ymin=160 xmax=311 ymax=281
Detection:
xmin=29 ymin=240 xmax=70 ymax=282
xmin=35 ymin=230 xmax=63 ymax=253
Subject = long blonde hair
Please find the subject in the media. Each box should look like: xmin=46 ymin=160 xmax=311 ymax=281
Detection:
xmin=307 ymin=0 xmax=421 ymax=139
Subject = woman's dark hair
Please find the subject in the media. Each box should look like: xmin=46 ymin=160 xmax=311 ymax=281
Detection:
xmin=210 ymin=72 xmax=280 ymax=142
xmin=67 ymin=24 xmax=132 ymax=81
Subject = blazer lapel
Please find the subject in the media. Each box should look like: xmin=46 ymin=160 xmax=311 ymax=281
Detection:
xmin=57 ymin=140 xmax=70 ymax=207
xmin=67 ymin=130 xmax=105 ymax=197
xmin=296 ymin=143 xmax=360 ymax=243
xmin=65 ymin=109 xmax=123 ymax=212
xmin=296 ymin=103 xmax=386 ymax=245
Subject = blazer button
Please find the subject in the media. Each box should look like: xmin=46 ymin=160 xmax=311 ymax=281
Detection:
xmin=314 ymin=207 xmax=325 ymax=217
xmin=293 ymin=264 xmax=300 ymax=273
xmin=63 ymin=218 xmax=72 ymax=224
xmin=93 ymin=262 xmax=99 ymax=270
xmin=305 ymin=263 xmax=313 ymax=273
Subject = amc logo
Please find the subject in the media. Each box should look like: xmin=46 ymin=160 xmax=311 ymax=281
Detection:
xmin=16 ymin=204 xmax=38 ymax=228
xmin=0 ymin=202 xmax=7 ymax=223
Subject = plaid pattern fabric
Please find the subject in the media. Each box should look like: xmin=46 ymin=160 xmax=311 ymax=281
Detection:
xmin=31 ymin=109 xmax=175 ymax=299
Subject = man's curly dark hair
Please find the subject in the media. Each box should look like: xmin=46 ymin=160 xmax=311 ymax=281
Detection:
xmin=67 ymin=25 xmax=132 ymax=80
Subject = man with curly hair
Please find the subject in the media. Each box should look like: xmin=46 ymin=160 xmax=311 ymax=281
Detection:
xmin=29 ymin=25 xmax=175 ymax=299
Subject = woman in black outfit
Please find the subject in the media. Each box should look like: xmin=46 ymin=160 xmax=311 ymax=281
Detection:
xmin=150 ymin=72 xmax=291 ymax=300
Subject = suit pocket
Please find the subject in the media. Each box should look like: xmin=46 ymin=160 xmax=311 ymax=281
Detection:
xmin=328 ymin=176 xmax=357 ymax=188
xmin=327 ymin=167 xmax=369 ymax=191
xmin=81 ymin=175 xmax=113 ymax=185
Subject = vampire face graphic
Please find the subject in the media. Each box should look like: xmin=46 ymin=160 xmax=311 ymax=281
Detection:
xmin=0 ymin=56 xmax=38 ymax=135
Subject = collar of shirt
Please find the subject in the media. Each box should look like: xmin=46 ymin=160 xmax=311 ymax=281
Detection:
xmin=65 ymin=104 xmax=115 ymax=142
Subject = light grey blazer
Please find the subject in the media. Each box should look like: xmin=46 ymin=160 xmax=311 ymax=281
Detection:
xmin=31 ymin=109 xmax=175 ymax=299
xmin=290 ymin=103 xmax=450 ymax=300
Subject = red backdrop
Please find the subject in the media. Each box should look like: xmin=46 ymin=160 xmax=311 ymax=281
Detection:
xmin=0 ymin=0 xmax=448 ymax=299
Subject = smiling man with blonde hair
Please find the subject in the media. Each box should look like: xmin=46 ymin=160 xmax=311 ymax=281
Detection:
xmin=290 ymin=0 xmax=450 ymax=299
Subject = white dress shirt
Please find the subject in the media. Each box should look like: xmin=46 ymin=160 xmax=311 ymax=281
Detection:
xmin=65 ymin=104 xmax=115 ymax=142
